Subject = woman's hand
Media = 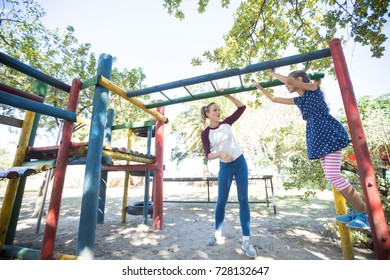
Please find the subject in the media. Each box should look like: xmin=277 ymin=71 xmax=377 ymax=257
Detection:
xmin=219 ymin=151 xmax=234 ymax=162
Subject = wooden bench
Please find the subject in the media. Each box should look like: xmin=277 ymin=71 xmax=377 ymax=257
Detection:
xmin=163 ymin=175 xmax=277 ymax=214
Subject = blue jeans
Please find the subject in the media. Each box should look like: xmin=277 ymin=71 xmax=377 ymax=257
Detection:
xmin=215 ymin=154 xmax=250 ymax=236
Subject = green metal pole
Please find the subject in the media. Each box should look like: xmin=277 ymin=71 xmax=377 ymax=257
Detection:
xmin=146 ymin=73 xmax=324 ymax=108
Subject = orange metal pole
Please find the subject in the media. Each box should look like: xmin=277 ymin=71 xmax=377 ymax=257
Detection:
xmin=329 ymin=38 xmax=390 ymax=259
xmin=41 ymin=79 xmax=81 ymax=259
xmin=153 ymin=106 xmax=165 ymax=230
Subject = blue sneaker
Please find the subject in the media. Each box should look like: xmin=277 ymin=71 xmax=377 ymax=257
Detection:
xmin=207 ymin=236 xmax=225 ymax=246
xmin=336 ymin=212 xmax=358 ymax=224
xmin=241 ymin=240 xmax=257 ymax=259
xmin=346 ymin=213 xmax=370 ymax=230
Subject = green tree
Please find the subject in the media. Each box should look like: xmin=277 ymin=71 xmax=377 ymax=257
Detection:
xmin=337 ymin=94 xmax=390 ymax=221
xmin=169 ymin=102 xmax=205 ymax=168
xmin=0 ymin=0 xmax=149 ymax=144
xmin=1 ymin=1 xmax=96 ymax=133
xmin=259 ymin=93 xmax=390 ymax=207
xmin=163 ymin=0 xmax=389 ymax=200
xmin=163 ymin=0 xmax=389 ymax=74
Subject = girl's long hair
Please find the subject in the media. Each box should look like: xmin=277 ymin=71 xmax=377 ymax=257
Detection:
xmin=289 ymin=70 xmax=327 ymax=104
xmin=288 ymin=70 xmax=310 ymax=83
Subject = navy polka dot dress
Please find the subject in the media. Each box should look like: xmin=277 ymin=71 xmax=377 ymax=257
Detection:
xmin=294 ymin=85 xmax=350 ymax=160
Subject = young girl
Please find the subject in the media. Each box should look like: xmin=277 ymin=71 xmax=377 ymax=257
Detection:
xmin=251 ymin=69 xmax=369 ymax=230
xmin=200 ymin=94 xmax=257 ymax=258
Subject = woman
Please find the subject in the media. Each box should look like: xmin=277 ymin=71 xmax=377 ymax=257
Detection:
xmin=200 ymin=94 xmax=257 ymax=259
xmin=251 ymin=69 xmax=369 ymax=230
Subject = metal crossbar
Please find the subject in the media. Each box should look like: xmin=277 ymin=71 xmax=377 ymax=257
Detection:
xmin=127 ymin=48 xmax=331 ymax=99
xmin=145 ymin=72 xmax=324 ymax=108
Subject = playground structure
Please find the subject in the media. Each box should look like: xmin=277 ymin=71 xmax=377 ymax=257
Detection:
xmin=0 ymin=38 xmax=389 ymax=260
xmin=0 ymin=52 xmax=167 ymax=260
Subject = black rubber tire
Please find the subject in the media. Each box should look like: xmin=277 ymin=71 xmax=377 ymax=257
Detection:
xmin=133 ymin=126 xmax=155 ymax=138
xmin=130 ymin=170 xmax=154 ymax=177
xmin=126 ymin=201 xmax=153 ymax=216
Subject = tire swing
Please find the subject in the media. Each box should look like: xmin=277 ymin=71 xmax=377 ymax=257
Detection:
xmin=126 ymin=201 xmax=153 ymax=216
xmin=126 ymin=125 xmax=155 ymax=218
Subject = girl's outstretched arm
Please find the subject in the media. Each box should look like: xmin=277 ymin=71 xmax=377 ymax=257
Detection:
xmin=270 ymin=69 xmax=317 ymax=91
xmin=251 ymin=79 xmax=294 ymax=105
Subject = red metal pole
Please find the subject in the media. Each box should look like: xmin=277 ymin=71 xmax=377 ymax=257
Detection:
xmin=41 ymin=79 xmax=81 ymax=259
xmin=0 ymin=82 xmax=44 ymax=103
xmin=153 ymin=106 xmax=165 ymax=230
xmin=329 ymin=38 xmax=390 ymax=259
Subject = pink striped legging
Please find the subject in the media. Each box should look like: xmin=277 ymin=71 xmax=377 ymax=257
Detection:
xmin=320 ymin=150 xmax=350 ymax=191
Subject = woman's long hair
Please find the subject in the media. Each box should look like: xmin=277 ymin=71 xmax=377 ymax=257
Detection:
xmin=199 ymin=102 xmax=216 ymax=128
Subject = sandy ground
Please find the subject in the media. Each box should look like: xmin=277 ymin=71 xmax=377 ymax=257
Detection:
xmin=0 ymin=178 xmax=375 ymax=260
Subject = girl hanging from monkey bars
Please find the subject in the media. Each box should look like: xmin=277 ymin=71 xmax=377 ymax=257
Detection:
xmin=251 ymin=68 xmax=369 ymax=230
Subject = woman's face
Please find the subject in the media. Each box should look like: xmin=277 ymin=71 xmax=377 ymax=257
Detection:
xmin=206 ymin=104 xmax=221 ymax=122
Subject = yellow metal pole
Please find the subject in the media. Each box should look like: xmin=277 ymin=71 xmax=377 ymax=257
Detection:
xmin=53 ymin=253 xmax=83 ymax=260
xmin=101 ymin=150 xmax=154 ymax=163
xmin=75 ymin=115 xmax=91 ymax=125
xmin=333 ymin=187 xmax=355 ymax=259
xmin=98 ymin=76 xmax=168 ymax=123
xmin=0 ymin=110 xmax=35 ymax=251
xmin=121 ymin=129 xmax=133 ymax=223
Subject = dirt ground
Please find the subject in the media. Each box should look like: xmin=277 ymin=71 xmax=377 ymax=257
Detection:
xmin=0 ymin=178 xmax=375 ymax=260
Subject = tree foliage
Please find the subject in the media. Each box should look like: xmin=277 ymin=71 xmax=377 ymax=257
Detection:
xmin=163 ymin=0 xmax=389 ymax=76
xmin=169 ymin=103 xmax=205 ymax=166
xmin=338 ymin=94 xmax=390 ymax=228
xmin=1 ymin=1 xmax=96 ymax=127
xmin=258 ymin=116 xmax=329 ymax=199
xmin=163 ymin=0 xmax=389 ymax=202
xmin=0 ymin=0 xmax=149 ymax=143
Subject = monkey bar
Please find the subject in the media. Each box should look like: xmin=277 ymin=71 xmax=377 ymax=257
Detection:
xmin=126 ymin=48 xmax=330 ymax=101
xmin=145 ymin=72 xmax=324 ymax=108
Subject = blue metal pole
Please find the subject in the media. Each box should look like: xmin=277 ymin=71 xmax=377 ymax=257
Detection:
xmin=104 ymin=109 xmax=115 ymax=146
xmin=97 ymin=109 xmax=115 ymax=224
xmin=143 ymin=126 xmax=153 ymax=223
xmin=0 ymin=52 xmax=71 ymax=93
xmin=127 ymin=48 xmax=331 ymax=97
xmin=0 ymin=90 xmax=76 ymax=122
xmin=77 ymin=54 xmax=112 ymax=259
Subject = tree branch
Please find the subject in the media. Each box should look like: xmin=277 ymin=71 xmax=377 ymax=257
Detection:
xmin=292 ymin=0 xmax=326 ymax=47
